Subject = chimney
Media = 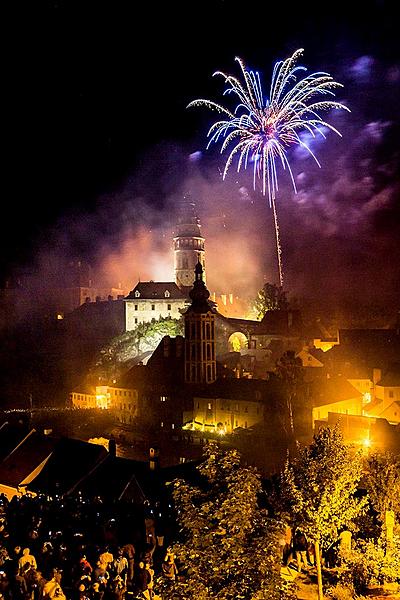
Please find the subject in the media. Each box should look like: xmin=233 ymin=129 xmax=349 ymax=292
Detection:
xmin=373 ymin=368 xmax=382 ymax=385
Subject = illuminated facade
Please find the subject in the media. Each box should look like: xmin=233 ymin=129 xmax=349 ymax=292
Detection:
xmin=124 ymin=281 xmax=187 ymax=331
xmin=70 ymin=385 xmax=138 ymax=423
xmin=189 ymin=396 xmax=264 ymax=434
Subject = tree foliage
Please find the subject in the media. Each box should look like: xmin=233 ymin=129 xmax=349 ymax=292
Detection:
xmin=254 ymin=283 xmax=289 ymax=320
xmin=94 ymin=316 xmax=184 ymax=380
xmin=281 ymin=426 xmax=367 ymax=549
xmin=364 ymin=451 xmax=400 ymax=524
xmin=162 ymin=441 xmax=295 ymax=600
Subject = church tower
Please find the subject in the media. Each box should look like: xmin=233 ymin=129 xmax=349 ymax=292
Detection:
xmin=174 ymin=195 xmax=206 ymax=294
xmin=184 ymin=262 xmax=216 ymax=384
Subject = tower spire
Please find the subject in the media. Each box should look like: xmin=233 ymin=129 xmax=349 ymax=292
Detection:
xmin=184 ymin=263 xmax=216 ymax=384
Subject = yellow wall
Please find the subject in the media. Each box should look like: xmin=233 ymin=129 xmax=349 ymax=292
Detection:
xmin=312 ymin=396 xmax=363 ymax=426
xmin=192 ymin=397 xmax=263 ymax=433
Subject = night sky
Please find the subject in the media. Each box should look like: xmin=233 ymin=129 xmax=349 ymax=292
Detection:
xmin=5 ymin=0 xmax=400 ymax=310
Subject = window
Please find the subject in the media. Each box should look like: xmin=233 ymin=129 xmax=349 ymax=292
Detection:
xmin=135 ymin=290 xmax=140 ymax=298
xmin=160 ymin=396 xmax=167 ymax=402
xmin=167 ymin=304 xmax=171 ymax=310
xmin=164 ymin=290 xmax=170 ymax=298
xmin=207 ymin=402 xmax=212 ymax=410
xmin=389 ymin=391 xmax=394 ymax=398
xmin=134 ymin=304 xmax=138 ymax=311
xmin=151 ymin=304 xmax=155 ymax=310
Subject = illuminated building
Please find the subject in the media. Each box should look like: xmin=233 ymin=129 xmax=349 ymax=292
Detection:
xmin=124 ymin=281 xmax=187 ymax=331
xmin=70 ymin=385 xmax=138 ymax=423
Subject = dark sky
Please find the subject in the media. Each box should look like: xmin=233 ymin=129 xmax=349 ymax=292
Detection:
xmin=5 ymin=0 xmax=400 ymax=309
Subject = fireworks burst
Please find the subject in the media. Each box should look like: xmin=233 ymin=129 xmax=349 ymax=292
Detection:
xmin=188 ymin=48 xmax=349 ymax=285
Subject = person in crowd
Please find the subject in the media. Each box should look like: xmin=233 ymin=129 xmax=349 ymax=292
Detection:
xmin=293 ymin=529 xmax=309 ymax=574
xmin=18 ymin=547 xmax=37 ymax=573
xmin=161 ymin=549 xmax=178 ymax=581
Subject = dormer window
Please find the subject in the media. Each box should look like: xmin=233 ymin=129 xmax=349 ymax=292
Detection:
xmin=134 ymin=290 xmax=140 ymax=298
xmin=164 ymin=290 xmax=170 ymax=298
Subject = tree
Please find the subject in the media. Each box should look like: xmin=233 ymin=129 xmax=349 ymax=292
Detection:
xmin=275 ymin=351 xmax=305 ymax=445
xmin=161 ymin=441 xmax=295 ymax=600
xmin=280 ymin=426 xmax=367 ymax=600
xmin=365 ymin=451 xmax=400 ymax=526
xmin=254 ymin=283 xmax=289 ymax=320
xmin=94 ymin=316 xmax=184 ymax=380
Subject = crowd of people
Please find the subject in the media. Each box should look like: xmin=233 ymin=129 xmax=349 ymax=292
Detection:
xmin=0 ymin=492 xmax=179 ymax=599
xmin=281 ymin=526 xmax=353 ymax=574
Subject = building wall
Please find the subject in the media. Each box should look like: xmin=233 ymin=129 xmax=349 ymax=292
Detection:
xmin=70 ymin=386 xmax=138 ymax=425
xmin=125 ymin=298 xmax=186 ymax=331
xmin=375 ymin=384 xmax=400 ymax=412
xmin=377 ymin=402 xmax=400 ymax=424
xmin=70 ymin=391 xmax=97 ymax=409
xmin=312 ymin=396 xmax=363 ymax=426
xmin=191 ymin=397 xmax=264 ymax=433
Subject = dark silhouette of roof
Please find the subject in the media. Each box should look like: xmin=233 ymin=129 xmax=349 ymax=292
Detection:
xmin=125 ymin=282 xmax=186 ymax=301
xmin=256 ymin=309 xmax=304 ymax=336
xmin=376 ymin=364 xmax=400 ymax=387
xmin=324 ymin=329 xmax=400 ymax=374
xmin=311 ymin=375 xmax=363 ymax=407
xmin=0 ymin=429 xmax=55 ymax=488
xmin=0 ymin=421 xmax=31 ymax=462
xmin=28 ymin=437 xmax=108 ymax=496
xmin=76 ymin=454 xmax=148 ymax=503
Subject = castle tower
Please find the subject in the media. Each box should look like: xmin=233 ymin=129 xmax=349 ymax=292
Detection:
xmin=184 ymin=262 xmax=216 ymax=384
xmin=174 ymin=195 xmax=205 ymax=294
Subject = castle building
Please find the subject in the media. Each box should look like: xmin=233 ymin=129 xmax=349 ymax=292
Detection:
xmin=184 ymin=262 xmax=216 ymax=384
xmin=124 ymin=281 xmax=187 ymax=331
xmin=124 ymin=197 xmax=205 ymax=332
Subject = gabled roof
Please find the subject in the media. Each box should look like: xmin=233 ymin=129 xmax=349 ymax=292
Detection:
xmin=125 ymin=282 xmax=186 ymax=301
xmin=28 ymin=437 xmax=108 ymax=496
xmin=256 ymin=309 xmax=304 ymax=337
xmin=0 ymin=429 xmax=56 ymax=488
xmin=76 ymin=455 xmax=148 ymax=503
xmin=0 ymin=422 xmax=31 ymax=462
xmin=311 ymin=375 xmax=363 ymax=407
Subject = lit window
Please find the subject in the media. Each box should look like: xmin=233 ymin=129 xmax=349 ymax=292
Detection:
xmin=172 ymin=423 xmax=175 ymax=429
xmin=208 ymin=402 xmax=212 ymax=410
xmin=160 ymin=396 xmax=167 ymax=402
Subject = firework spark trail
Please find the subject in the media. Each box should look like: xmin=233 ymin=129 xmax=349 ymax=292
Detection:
xmin=188 ymin=48 xmax=349 ymax=286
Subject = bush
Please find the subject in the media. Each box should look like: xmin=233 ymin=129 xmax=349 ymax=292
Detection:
xmin=325 ymin=583 xmax=357 ymax=600
xmin=338 ymin=535 xmax=400 ymax=593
